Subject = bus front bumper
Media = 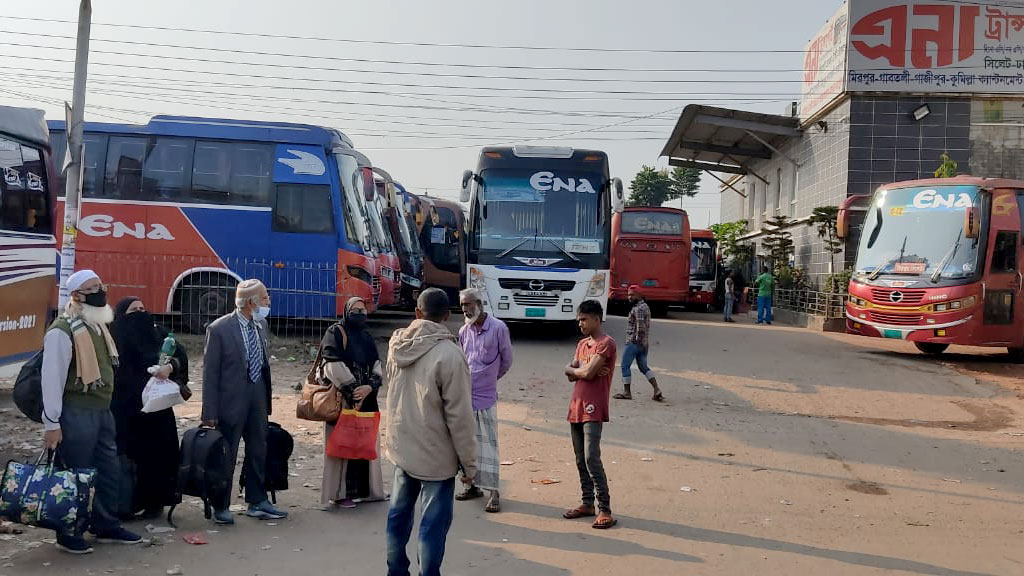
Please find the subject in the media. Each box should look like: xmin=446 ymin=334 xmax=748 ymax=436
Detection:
xmin=845 ymin=311 xmax=973 ymax=341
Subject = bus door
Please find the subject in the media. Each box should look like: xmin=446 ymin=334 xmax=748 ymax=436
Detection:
xmin=982 ymin=189 xmax=1023 ymax=345
xmin=268 ymin=144 xmax=339 ymax=319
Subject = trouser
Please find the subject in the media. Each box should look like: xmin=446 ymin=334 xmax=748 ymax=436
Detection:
xmin=386 ymin=467 xmax=455 ymax=576
xmin=55 ymin=405 xmax=121 ymax=536
xmin=723 ymin=294 xmax=734 ymax=320
xmin=571 ymin=422 xmax=610 ymax=514
xmin=217 ymin=388 xmax=268 ymax=509
xmin=621 ymin=343 xmax=655 ymax=387
xmin=757 ymin=295 xmax=773 ymax=323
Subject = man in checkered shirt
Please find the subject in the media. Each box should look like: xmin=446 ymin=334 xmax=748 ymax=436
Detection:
xmin=613 ymin=285 xmax=664 ymax=402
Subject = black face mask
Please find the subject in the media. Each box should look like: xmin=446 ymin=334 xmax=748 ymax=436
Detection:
xmin=126 ymin=310 xmax=155 ymax=331
xmin=82 ymin=289 xmax=107 ymax=308
xmin=347 ymin=312 xmax=367 ymax=330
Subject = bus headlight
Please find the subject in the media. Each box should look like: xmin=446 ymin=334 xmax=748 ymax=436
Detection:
xmin=469 ymin=267 xmax=485 ymax=290
xmin=587 ymin=273 xmax=606 ymax=298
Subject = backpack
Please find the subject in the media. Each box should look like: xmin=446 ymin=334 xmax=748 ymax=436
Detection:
xmin=12 ymin=351 xmax=44 ymax=423
xmin=167 ymin=426 xmax=232 ymax=527
xmin=239 ymin=422 xmax=293 ymax=504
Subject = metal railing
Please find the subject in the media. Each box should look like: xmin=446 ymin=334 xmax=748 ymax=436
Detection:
xmin=773 ymin=288 xmax=848 ymax=319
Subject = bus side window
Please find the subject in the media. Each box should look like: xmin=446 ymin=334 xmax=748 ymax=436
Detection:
xmin=231 ymin=143 xmax=273 ymax=206
xmin=192 ymin=140 xmax=232 ymax=204
xmin=273 ymin=183 xmax=334 ymax=234
xmin=0 ymin=138 xmax=49 ymax=235
xmin=991 ymin=231 xmax=1018 ymax=273
xmin=143 ymin=137 xmax=194 ymax=201
xmin=105 ymin=136 xmax=146 ymax=200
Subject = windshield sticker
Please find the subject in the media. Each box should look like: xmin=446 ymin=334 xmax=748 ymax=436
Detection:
xmin=566 ymin=240 xmax=600 ymax=254
xmin=26 ymin=172 xmax=43 ymax=192
xmin=909 ymin=189 xmax=974 ymax=210
xmin=894 ymin=262 xmax=927 ymax=275
xmin=963 ymin=262 xmax=974 ymax=272
xmin=889 ymin=206 xmax=905 ymax=216
xmin=430 ymin=227 xmax=445 ymax=244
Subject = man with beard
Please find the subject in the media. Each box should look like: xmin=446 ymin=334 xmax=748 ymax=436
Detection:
xmin=456 ymin=288 xmax=513 ymax=513
xmin=41 ymin=270 xmax=143 ymax=554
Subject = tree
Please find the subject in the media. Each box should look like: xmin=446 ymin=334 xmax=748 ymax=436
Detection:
xmin=760 ymin=214 xmax=795 ymax=271
xmin=934 ymin=152 xmax=958 ymax=178
xmin=710 ymin=220 xmax=753 ymax=269
xmin=808 ymin=206 xmax=842 ymax=277
xmin=627 ymin=165 xmax=701 ymax=207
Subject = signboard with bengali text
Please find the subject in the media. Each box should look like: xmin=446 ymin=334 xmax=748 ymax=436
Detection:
xmin=801 ymin=2 xmax=850 ymax=120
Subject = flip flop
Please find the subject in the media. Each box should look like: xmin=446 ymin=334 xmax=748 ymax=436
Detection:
xmin=592 ymin=513 xmax=617 ymax=529
xmin=485 ymin=495 xmax=501 ymax=513
xmin=562 ymin=505 xmax=596 ymax=519
xmin=613 ymin=393 xmax=633 ymax=400
xmin=652 ymin=392 xmax=665 ymax=402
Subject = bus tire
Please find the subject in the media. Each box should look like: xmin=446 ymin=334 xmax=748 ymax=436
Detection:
xmin=180 ymin=275 xmax=237 ymax=334
xmin=914 ymin=342 xmax=949 ymax=356
xmin=1009 ymin=343 xmax=1024 ymax=363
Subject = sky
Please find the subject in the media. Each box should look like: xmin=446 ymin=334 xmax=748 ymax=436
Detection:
xmin=0 ymin=0 xmax=844 ymax=229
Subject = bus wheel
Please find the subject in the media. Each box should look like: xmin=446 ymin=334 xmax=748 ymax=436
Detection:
xmin=182 ymin=282 xmax=235 ymax=334
xmin=914 ymin=342 xmax=949 ymax=356
xmin=1009 ymin=342 xmax=1024 ymax=363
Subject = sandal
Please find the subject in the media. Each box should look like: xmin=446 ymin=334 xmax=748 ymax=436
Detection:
xmin=456 ymin=486 xmax=484 ymax=501
xmin=652 ymin=392 xmax=665 ymax=402
xmin=592 ymin=512 xmax=617 ymax=529
xmin=485 ymin=494 xmax=501 ymax=513
xmin=562 ymin=505 xmax=596 ymax=520
xmin=613 ymin=392 xmax=633 ymax=400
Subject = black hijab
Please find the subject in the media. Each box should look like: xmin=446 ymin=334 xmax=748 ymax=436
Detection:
xmin=111 ymin=296 xmax=161 ymax=364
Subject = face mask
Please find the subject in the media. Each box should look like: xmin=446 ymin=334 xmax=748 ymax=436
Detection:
xmin=83 ymin=289 xmax=107 ymax=308
xmin=126 ymin=310 xmax=154 ymax=327
xmin=347 ymin=311 xmax=367 ymax=329
xmin=253 ymin=305 xmax=271 ymax=322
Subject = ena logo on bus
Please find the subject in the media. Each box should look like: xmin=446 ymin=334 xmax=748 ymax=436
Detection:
xmin=79 ymin=214 xmax=175 ymax=241
xmin=911 ymin=189 xmax=973 ymax=209
xmin=529 ymin=172 xmax=596 ymax=194
xmin=278 ymin=149 xmax=326 ymax=176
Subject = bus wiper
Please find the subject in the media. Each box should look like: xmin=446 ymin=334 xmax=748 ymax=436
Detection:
xmin=930 ymin=227 xmax=963 ymax=284
xmin=541 ymin=237 xmax=580 ymax=262
xmin=867 ymin=234 xmax=906 ymax=281
xmin=497 ymin=237 xmax=531 ymax=259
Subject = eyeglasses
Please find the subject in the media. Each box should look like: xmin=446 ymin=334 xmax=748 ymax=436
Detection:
xmin=75 ymin=283 xmax=107 ymax=294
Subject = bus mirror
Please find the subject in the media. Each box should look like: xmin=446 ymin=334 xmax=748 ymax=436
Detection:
xmin=837 ymin=208 xmax=848 ymax=239
xmin=964 ymin=206 xmax=980 ymax=239
xmin=611 ymin=178 xmax=624 ymax=213
xmin=460 ymin=170 xmax=473 ymax=203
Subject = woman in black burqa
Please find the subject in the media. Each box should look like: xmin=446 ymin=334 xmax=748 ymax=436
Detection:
xmin=320 ymin=296 xmax=386 ymax=509
xmin=110 ymin=297 xmax=189 ymax=519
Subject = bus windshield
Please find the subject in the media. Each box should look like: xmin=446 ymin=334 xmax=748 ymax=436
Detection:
xmin=621 ymin=211 xmax=683 ymax=236
xmin=690 ymin=239 xmax=716 ymax=281
xmin=477 ymin=168 xmax=603 ymax=253
xmin=335 ymin=153 xmax=372 ymax=250
xmin=854 ymin=185 xmax=982 ymax=283
xmin=394 ymin=194 xmax=419 ymax=256
xmin=368 ymin=195 xmax=393 ymax=253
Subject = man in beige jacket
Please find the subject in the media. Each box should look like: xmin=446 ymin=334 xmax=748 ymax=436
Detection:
xmin=384 ymin=288 xmax=477 ymax=576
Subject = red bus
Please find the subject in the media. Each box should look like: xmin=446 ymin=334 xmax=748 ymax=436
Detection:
xmin=843 ymin=176 xmax=1024 ymax=358
xmin=687 ymin=229 xmax=717 ymax=310
xmin=610 ymin=207 xmax=690 ymax=312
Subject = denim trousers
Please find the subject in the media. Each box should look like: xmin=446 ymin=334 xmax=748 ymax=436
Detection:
xmin=757 ymin=295 xmax=773 ymax=323
xmin=571 ymin=422 xmax=610 ymax=513
xmin=386 ymin=467 xmax=455 ymax=576
xmin=723 ymin=294 xmax=734 ymax=320
xmin=620 ymin=343 xmax=653 ymax=385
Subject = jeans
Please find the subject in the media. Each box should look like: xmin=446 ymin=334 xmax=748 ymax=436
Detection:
xmin=620 ymin=343 xmax=653 ymax=386
xmin=723 ymin=294 xmax=734 ymax=320
xmin=386 ymin=467 xmax=456 ymax=576
xmin=757 ymin=295 xmax=773 ymax=324
xmin=570 ymin=422 xmax=610 ymax=513
xmin=55 ymin=405 xmax=122 ymax=536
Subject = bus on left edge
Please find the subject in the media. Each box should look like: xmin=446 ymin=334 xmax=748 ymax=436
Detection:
xmin=48 ymin=115 xmax=378 ymax=332
xmin=0 ymin=106 xmax=56 ymax=378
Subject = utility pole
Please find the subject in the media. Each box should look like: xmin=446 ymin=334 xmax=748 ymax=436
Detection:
xmin=58 ymin=0 xmax=91 ymax=309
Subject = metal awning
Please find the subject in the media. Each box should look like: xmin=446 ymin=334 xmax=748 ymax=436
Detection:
xmin=660 ymin=105 xmax=801 ymax=186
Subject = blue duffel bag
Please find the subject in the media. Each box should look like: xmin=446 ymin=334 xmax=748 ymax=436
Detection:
xmin=0 ymin=450 xmax=95 ymax=535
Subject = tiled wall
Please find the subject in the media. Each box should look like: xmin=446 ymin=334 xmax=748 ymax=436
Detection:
xmin=970 ymin=99 xmax=1024 ymax=179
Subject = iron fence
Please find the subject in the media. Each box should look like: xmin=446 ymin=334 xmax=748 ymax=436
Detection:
xmin=773 ymin=288 xmax=848 ymax=319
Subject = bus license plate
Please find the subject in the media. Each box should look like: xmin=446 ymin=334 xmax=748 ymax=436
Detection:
xmin=643 ymin=280 xmax=658 ymax=287
xmin=525 ymin=308 xmax=546 ymax=318
xmin=883 ymin=329 xmax=904 ymax=339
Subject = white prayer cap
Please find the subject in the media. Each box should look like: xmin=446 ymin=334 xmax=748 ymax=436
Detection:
xmin=66 ymin=269 xmax=100 ymax=292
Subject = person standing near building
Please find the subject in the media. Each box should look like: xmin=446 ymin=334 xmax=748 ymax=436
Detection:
xmin=384 ymin=288 xmax=477 ymax=576
xmin=562 ymin=300 xmax=618 ymax=530
xmin=613 ymin=286 xmax=663 ymax=402
xmin=201 ymin=279 xmax=288 ymax=524
xmin=41 ymin=270 xmax=143 ymax=554
xmin=723 ymin=271 xmax=736 ymax=323
xmin=456 ymin=288 xmax=513 ymax=514
xmin=755 ymin=266 xmax=775 ymax=325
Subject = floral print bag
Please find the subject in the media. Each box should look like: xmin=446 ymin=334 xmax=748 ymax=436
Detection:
xmin=0 ymin=450 xmax=95 ymax=535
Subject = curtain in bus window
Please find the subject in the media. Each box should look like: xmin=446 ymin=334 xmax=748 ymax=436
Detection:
xmin=273 ymin=184 xmax=334 ymax=234
xmin=105 ymin=136 xmax=146 ymax=200
xmin=0 ymin=137 xmax=49 ymax=234
xmin=143 ymin=137 xmax=193 ymax=201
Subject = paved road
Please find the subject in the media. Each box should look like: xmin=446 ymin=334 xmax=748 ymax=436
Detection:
xmin=4 ymin=311 xmax=1023 ymax=575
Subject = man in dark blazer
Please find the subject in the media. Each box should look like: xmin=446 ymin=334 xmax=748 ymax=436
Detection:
xmin=201 ymin=279 xmax=287 ymax=524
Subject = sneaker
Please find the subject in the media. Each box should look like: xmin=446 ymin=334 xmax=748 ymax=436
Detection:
xmin=213 ymin=509 xmax=235 ymax=525
xmin=56 ymin=534 xmax=93 ymax=555
xmin=246 ymin=500 xmax=288 ymax=520
xmin=92 ymin=526 xmax=143 ymax=545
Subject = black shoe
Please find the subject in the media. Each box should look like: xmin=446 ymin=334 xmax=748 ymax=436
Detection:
xmin=56 ymin=534 xmax=93 ymax=555
xmin=92 ymin=526 xmax=143 ymax=545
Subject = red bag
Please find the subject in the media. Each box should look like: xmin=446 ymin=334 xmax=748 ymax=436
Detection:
xmin=326 ymin=409 xmax=380 ymax=461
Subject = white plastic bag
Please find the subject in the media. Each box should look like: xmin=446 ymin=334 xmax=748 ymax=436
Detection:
xmin=141 ymin=377 xmax=185 ymax=413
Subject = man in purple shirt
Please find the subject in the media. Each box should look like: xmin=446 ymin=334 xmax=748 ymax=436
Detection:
xmin=456 ymin=288 xmax=513 ymax=513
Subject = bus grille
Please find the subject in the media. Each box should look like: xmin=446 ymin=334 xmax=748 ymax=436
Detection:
xmin=513 ymin=294 xmax=560 ymax=307
xmin=870 ymin=288 xmax=925 ymax=305
xmin=869 ymin=311 xmax=923 ymax=325
xmin=499 ymin=279 xmax=576 ymax=292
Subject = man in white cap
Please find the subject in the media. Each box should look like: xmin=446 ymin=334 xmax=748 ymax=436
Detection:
xmin=201 ymin=279 xmax=287 ymax=524
xmin=41 ymin=269 xmax=144 ymax=554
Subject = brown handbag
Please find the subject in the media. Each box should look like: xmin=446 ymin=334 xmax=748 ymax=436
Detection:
xmin=296 ymin=325 xmax=345 ymax=422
